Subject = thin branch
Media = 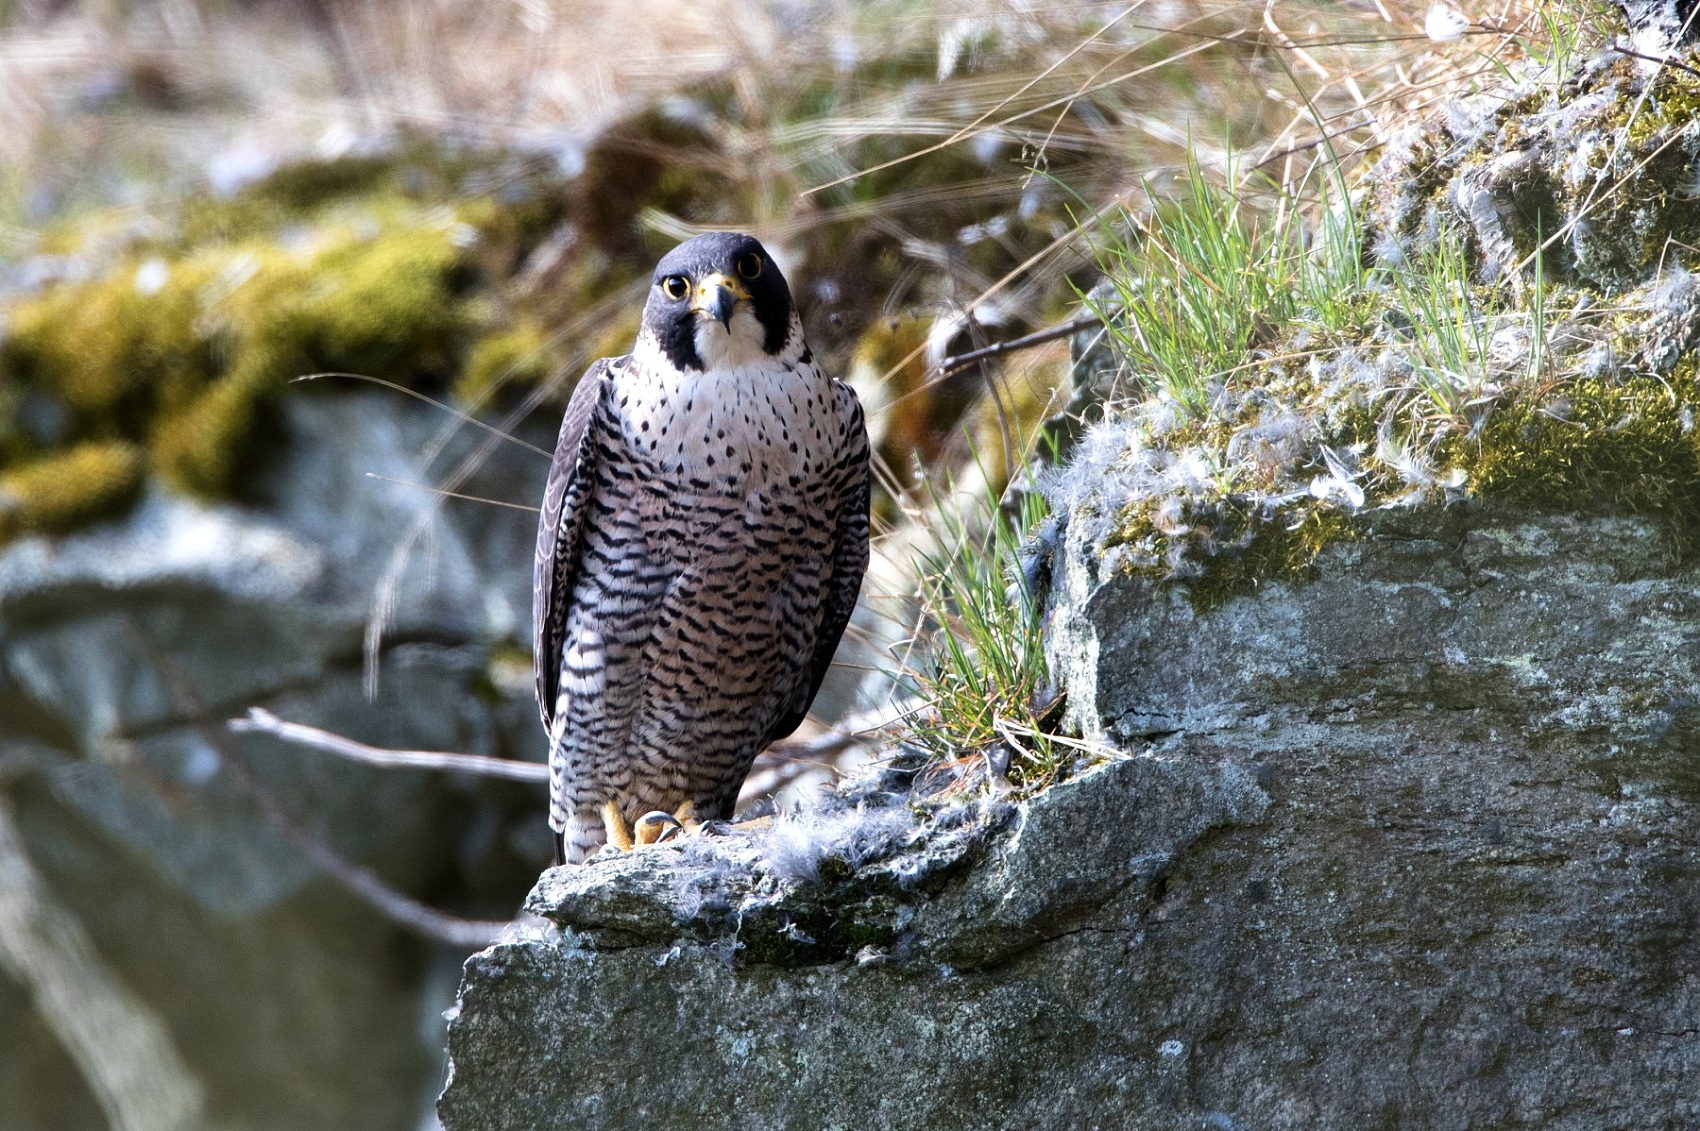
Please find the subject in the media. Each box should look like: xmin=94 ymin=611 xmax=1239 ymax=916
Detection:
xmin=937 ymin=314 xmax=1106 ymax=378
xmin=231 ymin=708 xmax=551 ymax=782
xmin=1612 ymin=45 xmax=1700 ymax=79
xmin=123 ymin=624 xmax=512 ymax=949
xmin=237 ymin=698 xmax=902 ymax=782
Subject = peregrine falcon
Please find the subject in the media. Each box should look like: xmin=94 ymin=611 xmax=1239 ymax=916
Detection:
xmin=533 ymin=231 xmax=870 ymax=865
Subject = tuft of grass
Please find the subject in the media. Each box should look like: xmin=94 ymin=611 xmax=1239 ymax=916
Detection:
xmin=901 ymin=479 xmax=1072 ymax=795
xmin=1091 ymin=172 xmax=1700 ymax=610
xmin=1387 ymin=226 xmax=1500 ymax=427
xmin=1088 ymin=162 xmax=1295 ymax=418
xmin=1291 ymin=161 xmax=1375 ymax=337
xmin=1085 ymin=149 xmax=1370 ymax=421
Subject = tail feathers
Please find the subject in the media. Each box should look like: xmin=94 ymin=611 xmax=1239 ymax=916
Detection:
xmin=545 ymin=705 xmax=591 ymax=865
xmin=552 ymin=810 xmax=606 ymax=865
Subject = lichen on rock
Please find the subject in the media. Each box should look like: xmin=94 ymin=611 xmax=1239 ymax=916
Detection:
xmin=442 ymin=495 xmax=1700 ymax=1130
xmin=1367 ymin=51 xmax=1700 ymax=292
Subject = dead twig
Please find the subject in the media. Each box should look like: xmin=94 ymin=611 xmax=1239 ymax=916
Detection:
xmin=1611 ymin=45 xmax=1700 ymax=80
xmin=231 ymin=708 xmax=551 ymax=782
xmin=239 ymin=699 xmax=906 ymax=784
xmin=937 ymin=314 xmax=1106 ymax=378
xmin=124 ymin=622 xmax=512 ymax=949
xmin=234 ymin=694 xmax=902 ymax=873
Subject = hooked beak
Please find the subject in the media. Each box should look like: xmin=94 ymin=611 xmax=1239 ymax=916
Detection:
xmin=690 ymin=272 xmax=747 ymax=330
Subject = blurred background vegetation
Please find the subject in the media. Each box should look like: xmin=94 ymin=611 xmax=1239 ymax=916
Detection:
xmin=0 ymin=1 xmax=1625 ymax=1129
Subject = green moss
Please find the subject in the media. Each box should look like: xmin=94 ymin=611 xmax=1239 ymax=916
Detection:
xmin=229 ymin=216 xmax=469 ymax=383
xmin=178 ymin=154 xmax=406 ymax=244
xmin=0 ymin=440 xmax=145 ymax=543
xmin=5 ymin=208 xmax=476 ymax=500
xmin=1622 ymin=66 xmax=1700 ymax=147
xmin=1191 ymin=504 xmax=1355 ymax=612
xmin=1535 ymin=62 xmax=1700 ymax=286
xmin=2 ymin=257 xmax=218 ymax=425
xmin=150 ymin=364 xmax=270 ymax=496
xmin=1106 ymin=360 xmax=1700 ymax=614
xmin=0 ymin=138 xmax=584 ymax=513
xmin=1454 ymin=375 xmax=1700 ymax=541
xmin=1114 ymin=494 xmax=1357 ymax=615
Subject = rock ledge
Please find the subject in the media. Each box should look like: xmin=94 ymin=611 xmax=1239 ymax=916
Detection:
xmin=443 ymin=506 xmax=1700 ymax=1131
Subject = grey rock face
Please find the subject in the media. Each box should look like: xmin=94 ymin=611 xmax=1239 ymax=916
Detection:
xmin=443 ymin=504 xmax=1700 ymax=1131
xmin=0 ymin=389 xmax=551 ymax=1131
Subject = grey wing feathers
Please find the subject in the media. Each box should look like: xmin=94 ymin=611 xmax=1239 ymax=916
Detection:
xmin=767 ymin=386 xmax=871 ymax=744
xmin=533 ymin=357 xmax=616 ymax=730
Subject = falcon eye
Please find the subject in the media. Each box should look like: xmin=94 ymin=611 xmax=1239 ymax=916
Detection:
xmin=735 ymin=253 xmax=763 ymax=281
xmin=661 ymin=275 xmax=689 ymax=300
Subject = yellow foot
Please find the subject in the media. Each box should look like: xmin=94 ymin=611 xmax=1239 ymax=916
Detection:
xmin=600 ymin=800 xmax=634 ymax=852
xmin=601 ymin=800 xmax=701 ymax=852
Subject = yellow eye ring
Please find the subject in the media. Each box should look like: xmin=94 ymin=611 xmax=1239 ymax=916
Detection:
xmin=735 ymin=253 xmax=763 ymax=281
xmin=662 ymin=275 xmax=689 ymax=300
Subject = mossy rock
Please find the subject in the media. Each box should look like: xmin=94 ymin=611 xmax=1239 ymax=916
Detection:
xmin=150 ymin=364 xmax=271 ymax=498
xmin=6 ymin=209 xmax=477 ymax=500
xmin=174 ymin=141 xmax=571 ymax=253
xmin=2 ymin=257 xmax=219 ymax=426
xmin=1367 ymin=42 xmax=1700 ymax=291
xmin=1452 ymin=371 xmax=1700 ymax=540
xmin=0 ymin=441 xmax=145 ymax=544
xmin=0 ymin=130 xmax=595 ymax=510
xmin=1078 ymin=24 xmax=1700 ymax=611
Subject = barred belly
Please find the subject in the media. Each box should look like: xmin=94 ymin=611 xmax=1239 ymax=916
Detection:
xmin=550 ymin=454 xmax=841 ymax=859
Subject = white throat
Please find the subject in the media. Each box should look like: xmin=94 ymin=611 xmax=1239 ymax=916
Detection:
xmin=693 ymin=305 xmax=771 ymax=371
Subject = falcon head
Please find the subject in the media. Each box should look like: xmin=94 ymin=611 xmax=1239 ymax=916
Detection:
xmin=641 ymin=231 xmax=799 ymax=373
